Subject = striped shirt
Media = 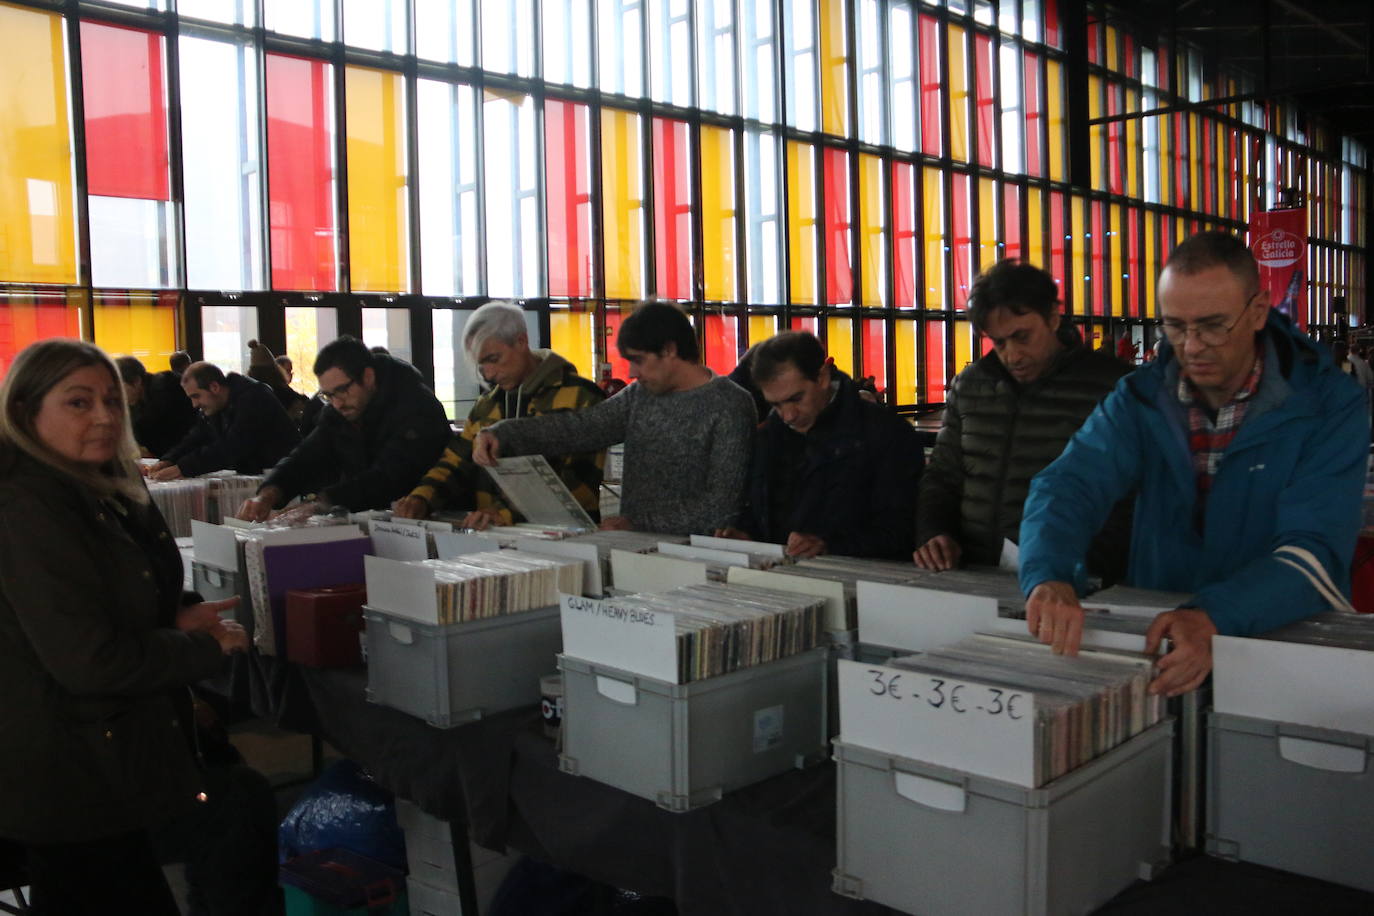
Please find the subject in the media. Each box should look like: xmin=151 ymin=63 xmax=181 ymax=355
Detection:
xmin=1178 ymin=348 xmax=1264 ymax=518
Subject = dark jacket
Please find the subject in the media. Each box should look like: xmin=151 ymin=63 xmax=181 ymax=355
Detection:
xmin=1022 ymin=310 xmax=1369 ymax=634
xmin=134 ymin=369 xmax=198 ymax=457
xmin=262 ymin=353 xmax=451 ymax=511
xmin=162 ymin=373 xmax=301 ymax=477
xmin=742 ymin=375 xmax=923 ymax=559
xmin=0 ymin=446 xmax=224 ymax=844
xmin=918 ymin=326 xmax=1131 ymax=576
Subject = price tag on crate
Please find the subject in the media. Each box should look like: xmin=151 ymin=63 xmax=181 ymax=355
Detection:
xmin=838 ymin=658 xmax=1040 ymax=787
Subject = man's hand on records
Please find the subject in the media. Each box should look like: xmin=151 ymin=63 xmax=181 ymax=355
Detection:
xmin=713 ymin=527 xmax=753 ymax=540
xmin=151 ymin=464 xmax=184 ymax=481
xmin=1026 ymin=580 xmax=1085 ymax=656
xmin=392 ymin=495 xmax=430 ymax=519
xmin=472 ymin=431 xmax=501 ymax=466
xmin=1144 ymin=608 xmax=1217 ymax=697
xmin=238 ymin=486 xmax=283 ymax=522
xmin=913 ymin=534 xmax=962 ymax=571
xmin=212 ymin=620 xmax=250 ymax=655
xmin=142 ymin=460 xmax=169 ymax=478
xmin=177 ymin=598 xmax=238 ymax=633
xmin=461 ymin=507 xmax=503 ymax=530
xmin=785 ymin=532 xmax=827 ymax=559
xmin=599 ymin=515 xmax=634 ymax=531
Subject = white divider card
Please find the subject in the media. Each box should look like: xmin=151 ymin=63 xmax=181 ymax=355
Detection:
xmin=837 ymin=658 xmax=1039 ymax=787
xmin=433 ymin=532 xmax=503 ymax=559
xmin=727 ymin=566 xmax=849 ymax=632
xmin=656 ymin=542 xmax=753 ymax=568
xmin=364 ymin=555 xmax=440 ymax=624
xmin=559 ymin=593 xmax=678 ymax=682
xmin=609 ymin=549 xmax=707 ymax=594
xmin=255 ymin=523 xmax=365 ymax=547
xmin=191 ymin=520 xmax=239 ymax=570
xmin=688 ymin=534 xmax=786 ymax=558
xmin=1213 ymin=636 xmax=1374 ymax=737
xmin=514 ymin=539 xmax=603 ymax=596
xmin=370 ymin=520 xmax=432 ymax=561
xmin=856 ymin=581 xmax=1000 ymax=652
xmin=981 ymin=615 xmax=1149 ymax=653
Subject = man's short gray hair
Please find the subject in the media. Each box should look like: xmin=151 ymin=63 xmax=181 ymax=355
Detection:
xmin=463 ymin=301 xmax=528 ymax=371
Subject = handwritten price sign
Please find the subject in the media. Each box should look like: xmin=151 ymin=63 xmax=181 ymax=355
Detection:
xmin=838 ymin=659 xmax=1040 ymax=787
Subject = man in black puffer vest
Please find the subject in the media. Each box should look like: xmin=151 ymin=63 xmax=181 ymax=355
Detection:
xmin=719 ymin=331 xmax=923 ymax=560
xmin=915 ymin=260 xmax=1131 ymax=585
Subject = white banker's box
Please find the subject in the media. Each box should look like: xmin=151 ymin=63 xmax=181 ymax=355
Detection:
xmin=556 ymin=594 xmax=828 ymax=811
xmin=1207 ymin=635 xmax=1374 ymax=892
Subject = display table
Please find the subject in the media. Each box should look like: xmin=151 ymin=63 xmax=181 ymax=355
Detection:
xmin=248 ymin=662 xmax=1374 ymax=916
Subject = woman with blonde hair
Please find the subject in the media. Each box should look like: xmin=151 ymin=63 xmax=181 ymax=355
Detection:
xmin=0 ymin=338 xmax=247 ymax=914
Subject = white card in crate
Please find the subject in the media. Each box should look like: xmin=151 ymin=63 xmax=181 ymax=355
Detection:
xmin=857 ymin=580 xmax=1000 ymax=652
xmin=559 ymin=593 xmax=678 ymax=682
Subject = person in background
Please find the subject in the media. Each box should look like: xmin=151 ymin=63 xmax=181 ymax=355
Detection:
xmin=237 ymin=336 xmax=450 ymax=519
xmin=169 ymin=351 xmax=191 ymax=379
xmin=147 ymin=361 xmax=300 ymax=480
xmin=275 ymin=354 xmax=294 ymax=384
xmin=472 ymin=302 xmax=755 ymax=535
xmin=1020 ymin=231 xmax=1368 ymax=696
xmin=116 ymin=354 xmax=198 ymax=457
xmin=914 ymin=260 xmax=1132 ymax=579
xmin=395 ymin=301 xmax=605 ymax=528
xmin=1331 ymin=338 xmax=1374 ymax=389
xmin=717 ymin=331 xmax=921 ymax=559
xmin=0 ymin=339 xmax=249 ymax=915
xmin=246 ymin=339 xmax=311 ymax=428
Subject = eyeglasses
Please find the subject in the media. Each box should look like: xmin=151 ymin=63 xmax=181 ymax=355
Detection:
xmin=1158 ymin=294 xmax=1258 ymax=348
xmin=319 ymin=378 xmax=359 ymax=403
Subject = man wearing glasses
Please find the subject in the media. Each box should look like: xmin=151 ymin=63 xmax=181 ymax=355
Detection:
xmin=1019 ymin=231 xmax=1368 ymax=697
xmin=238 ymin=335 xmax=450 ymax=520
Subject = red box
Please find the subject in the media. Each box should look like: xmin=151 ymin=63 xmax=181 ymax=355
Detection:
xmin=1351 ymin=532 xmax=1374 ymax=614
xmin=286 ymin=584 xmax=367 ymax=667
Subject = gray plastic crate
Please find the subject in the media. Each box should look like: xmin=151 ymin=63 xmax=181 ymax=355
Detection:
xmin=364 ymin=605 xmax=563 ymax=727
xmin=833 ymin=720 xmax=1173 ymax=916
xmin=395 ymin=799 xmax=460 ymax=893
xmin=825 ymin=629 xmax=857 ymax=740
xmin=558 ymin=647 xmax=829 ymax=812
xmin=1206 ymin=711 xmax=1374 ymax=892
xmin=191 ymin=558 xmax=254 ymax=637
xmin=406 ymin=875 xmax=462 ymax=916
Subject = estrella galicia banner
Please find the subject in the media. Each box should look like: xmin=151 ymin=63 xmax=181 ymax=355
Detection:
xmin=1247 ymin=208 xmax=1307 ymax=331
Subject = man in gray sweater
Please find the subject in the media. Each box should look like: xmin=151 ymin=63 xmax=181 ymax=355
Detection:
xmin=473 ymin=303 xmax=755 ymax=535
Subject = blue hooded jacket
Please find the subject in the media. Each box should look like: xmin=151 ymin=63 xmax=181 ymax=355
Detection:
xmin=1019 ymin=310 xmax=1368 ymax=636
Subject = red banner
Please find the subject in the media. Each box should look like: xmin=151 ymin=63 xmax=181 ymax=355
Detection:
xmin=1247 ymin=208 xmax=1307 ymax=331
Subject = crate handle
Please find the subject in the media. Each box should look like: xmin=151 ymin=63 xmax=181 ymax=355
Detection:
xmin=1277 ymin=736 xmax=1368 ymax=774
xmin=206 ymin=567 xmax=225 ymax=587
xmin=893 ymin=771 xmax=967 ymax=813
xmin=387 ymin=621 xmax=415 ymax=645
xmin=595 ymin=675 xmax=638 ymax=705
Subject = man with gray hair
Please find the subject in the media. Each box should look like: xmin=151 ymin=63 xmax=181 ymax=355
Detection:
xmin=394 ymin=301 xmax=606 ymax=528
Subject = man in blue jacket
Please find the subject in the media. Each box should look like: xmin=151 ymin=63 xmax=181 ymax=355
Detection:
xmin=1020 ymin=231 xmax=1368 ymax=696
xmin=717 ymin=331 xmax=922 ymax=559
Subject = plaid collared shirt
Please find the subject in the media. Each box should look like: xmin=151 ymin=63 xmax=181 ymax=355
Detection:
xmin=1178 ymin=348 xmax=1264 ymax=514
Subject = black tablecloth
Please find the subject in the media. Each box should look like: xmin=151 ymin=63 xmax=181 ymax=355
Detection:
xmin=251 ymin=661 xmax=1373 ymax=916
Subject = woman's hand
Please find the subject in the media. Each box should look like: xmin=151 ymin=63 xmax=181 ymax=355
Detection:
xmin=176 ymin=598 xmax=239 ymax=633
xmin=212 ymin=620 xmax=250 ymax=655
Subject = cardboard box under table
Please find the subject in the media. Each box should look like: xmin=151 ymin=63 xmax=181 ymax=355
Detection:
xmin=362 ymin=556 xmax=563 ymax=727
xmin=1208 ymin=635 xmax=1374 ymax=892
xmin=556 ymin=593 xmax=829 ymax=812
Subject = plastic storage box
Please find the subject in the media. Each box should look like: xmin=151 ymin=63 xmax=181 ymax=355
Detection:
xmin=395 ymin=799 xmax=460 ymax=893
xmin=287 ymin=584 xmax=367 ymax=668
xmin=558 ymin=646 xmax=829 ymax=812
xmin=1206 ymin=711 xmax=1374 ymax=892
xmin=279 ymin=847 xmax=407 ymax=915
xmin=364 ymin=605 xmax=563 ymax=727
xmin=191 ymin=558 xmax=253 ymax=635
xmin=833 ymin=720 xmax=1173 ymax=916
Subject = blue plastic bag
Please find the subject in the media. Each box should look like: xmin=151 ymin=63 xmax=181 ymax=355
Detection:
xmin=277 ymin=759 xmax=406 ymax=870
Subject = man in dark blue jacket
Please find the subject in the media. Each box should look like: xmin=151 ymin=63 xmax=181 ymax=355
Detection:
xmin=717 ymin=331 xmax=922 ymax=559
xmin=149 ymin=362 xmax=300 ymax=479
xmin=1021 ymin=231 xmax=1368 ymax=697
xmin=238 ymin=336 xmax=450 ymax=518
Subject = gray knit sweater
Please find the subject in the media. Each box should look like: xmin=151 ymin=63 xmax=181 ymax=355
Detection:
xmin=489 ymin=375 xmax=755 ymax=535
